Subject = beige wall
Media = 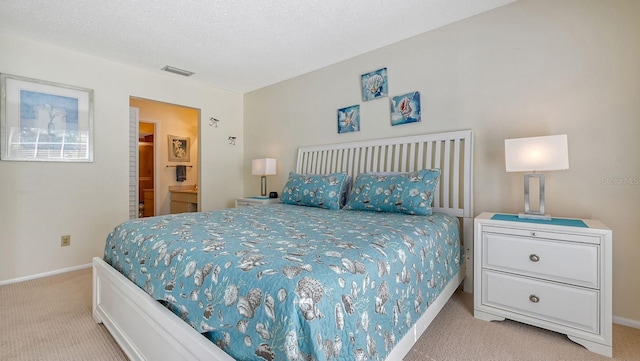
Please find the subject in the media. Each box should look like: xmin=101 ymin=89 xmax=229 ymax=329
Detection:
xmin=0 ymin=35 xmax=244 ymax=283
xmin=244 ymin=0 xmax=640 ymax=322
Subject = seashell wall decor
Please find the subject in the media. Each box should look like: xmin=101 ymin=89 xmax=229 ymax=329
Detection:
xmin=337 ymin=104 xmax=360 ymax=134
xmin=390 ymin=91 xmax=421 ymax=126
xmin=361 ymin=67 xmax=388 ymax=101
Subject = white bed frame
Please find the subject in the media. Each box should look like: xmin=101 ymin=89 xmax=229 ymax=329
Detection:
xmin=93 ymin=130 xmax=474 ymax=361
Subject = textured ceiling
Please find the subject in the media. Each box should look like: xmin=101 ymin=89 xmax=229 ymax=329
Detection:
xmin=0 ymin=0 xmax=517 ymax=93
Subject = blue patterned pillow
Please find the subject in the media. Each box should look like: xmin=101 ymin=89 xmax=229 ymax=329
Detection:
xmin=280 ymin=172 xmax=350 ymax=210
xmin=344 ymin=169 xmax=441 ymax=215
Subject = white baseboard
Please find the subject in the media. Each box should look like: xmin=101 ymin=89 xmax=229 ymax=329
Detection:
xmin=613 ymin=315 xmax=640 ymax=330
xmin=0 ymin=263 xmax=92 ymax=286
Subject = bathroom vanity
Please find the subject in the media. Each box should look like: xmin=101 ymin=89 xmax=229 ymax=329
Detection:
xmin=169 ymin=186 xmax=198 ymax=214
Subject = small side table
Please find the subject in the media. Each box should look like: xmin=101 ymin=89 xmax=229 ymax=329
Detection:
xmin=474 ymin=212 xmax=612 ymax=357
xmin=235 ymin=197 xmax=280 ymax=208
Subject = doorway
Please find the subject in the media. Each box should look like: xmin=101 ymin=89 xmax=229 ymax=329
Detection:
xmin=129 ymin=97 xmax=200 ymax=219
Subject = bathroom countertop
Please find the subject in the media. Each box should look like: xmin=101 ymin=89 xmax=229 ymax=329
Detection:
xmin=169 ymin=186 xmax=198 ymax=193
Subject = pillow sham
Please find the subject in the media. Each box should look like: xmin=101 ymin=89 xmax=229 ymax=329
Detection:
xmin=280 ymin=172 xmax=350 ymax=210
xmin=344 ymin=169 xmax=441 ymax=215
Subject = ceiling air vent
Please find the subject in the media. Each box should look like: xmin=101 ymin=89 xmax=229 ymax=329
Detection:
xmin=161 ymin=65 xmax=195 ymax=77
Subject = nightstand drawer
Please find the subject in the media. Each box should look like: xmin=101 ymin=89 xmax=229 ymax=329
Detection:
xmin=236 ymin=200 xmax=255 ymax=207
xmin=235 ymin=197 xmax=280 ymax=207
xmin=483 ymin=225 xmax=600 ymax=245
xmin=483 ymin=233 xmax=599 ymax=288
xmin=482 ymin=270 xmax=599 ymax=334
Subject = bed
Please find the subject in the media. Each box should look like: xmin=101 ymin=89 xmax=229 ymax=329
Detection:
xmin=93 ymin=130 xmax=473 ymax=361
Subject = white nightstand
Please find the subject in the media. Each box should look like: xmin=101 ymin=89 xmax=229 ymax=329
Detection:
xmin=235 ymin=197 xmax=280 ymax=208
xmin=474 ymin=212 xmax=612 ymax=357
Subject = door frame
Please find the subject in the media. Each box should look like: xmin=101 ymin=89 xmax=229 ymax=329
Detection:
xmin=139 ymin=118 xmax=159 ymax=217
xmin=129 ymin=106 xmax=139 ymax=219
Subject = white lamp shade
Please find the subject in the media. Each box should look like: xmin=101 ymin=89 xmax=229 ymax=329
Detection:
xmin=505 ymin=134 xmax=569 ymax=172
xmin=252 ymin=158 xmax=277 ymax=176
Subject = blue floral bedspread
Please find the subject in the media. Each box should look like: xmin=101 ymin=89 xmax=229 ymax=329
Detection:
xmin=104 ymin=204 xmax=461 ymax=361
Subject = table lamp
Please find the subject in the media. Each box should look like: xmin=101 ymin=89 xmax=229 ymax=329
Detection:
xmin=252 ymin=158 xmax=276 ymax=197
xmin=505 ymin=134 xmax=569 ymax=220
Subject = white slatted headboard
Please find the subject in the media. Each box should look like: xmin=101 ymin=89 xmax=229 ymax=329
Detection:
xmin=296 ymin=130 xmax=474 ymax=291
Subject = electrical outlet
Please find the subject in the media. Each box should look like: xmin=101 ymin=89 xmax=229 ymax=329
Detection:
xmin=61 ymin=235 xmax=71 ymax=247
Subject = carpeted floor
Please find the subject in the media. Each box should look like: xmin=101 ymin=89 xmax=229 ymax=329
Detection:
xmin=1 ymin=268 xmax=638 ymax=360
xmin=405 ymin=288 xmax=640 ymax=361
xmin=0 ymin=268 xmax=127 ymax=361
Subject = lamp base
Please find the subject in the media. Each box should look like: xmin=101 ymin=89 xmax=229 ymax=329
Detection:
xmin=518 ymin=212 xmax=552 ymax=221
xmin=522 ymin=173 xmax=551 ymax=220
xmin=260 ymin=175 xmax=267 ymax=197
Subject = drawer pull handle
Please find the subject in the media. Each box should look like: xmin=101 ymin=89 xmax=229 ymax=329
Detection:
xmin=529 ymin=295 xmax=540 ymax=303
xmin=529 ymin=254 xmax=540 ymax=262
xmin=531 ymin=232 xmax=537 ymax=237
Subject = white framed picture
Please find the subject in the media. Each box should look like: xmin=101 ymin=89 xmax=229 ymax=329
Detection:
xmin=0 ymin=73 xmax=94 ymax=162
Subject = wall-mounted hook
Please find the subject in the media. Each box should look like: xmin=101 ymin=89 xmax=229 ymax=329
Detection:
xmin=228 ymin=136 xmax=237 ymax=145
xmin=209 ymin=117 xmax=220 ymax=127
